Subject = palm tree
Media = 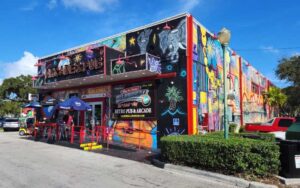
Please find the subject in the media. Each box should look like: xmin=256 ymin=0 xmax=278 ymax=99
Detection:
xmin=264 ymin=86 xmax=287 ymax=116
xmin=165 ymin=86 xmax=184 ymax=111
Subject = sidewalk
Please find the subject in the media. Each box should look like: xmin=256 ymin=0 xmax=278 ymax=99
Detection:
xmin=151 ymin=159 xmax=278 ymax=188
xmin=23 ymin=136 xmax=285 ymax=187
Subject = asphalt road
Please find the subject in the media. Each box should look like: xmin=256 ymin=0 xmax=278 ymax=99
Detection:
xmin=0 ymin=132 xmax=240 ymax=188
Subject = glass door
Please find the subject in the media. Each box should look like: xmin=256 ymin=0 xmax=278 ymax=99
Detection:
xmin=85 ymin=102 xmax=103 ymax=129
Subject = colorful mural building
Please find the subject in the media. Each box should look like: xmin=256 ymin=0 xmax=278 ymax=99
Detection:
xmin=34 ymin=13 xmax=273 ymax=149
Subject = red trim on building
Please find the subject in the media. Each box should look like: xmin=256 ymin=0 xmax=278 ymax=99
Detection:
xmin=238 ymin=56 xmax=244 ymax=126
xmin=187 ymin=15 xmax=194 ymax=135
xmin=43 ymin=72 xmax=177 ymax=92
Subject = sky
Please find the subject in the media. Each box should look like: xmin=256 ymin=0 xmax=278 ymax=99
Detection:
xmin=0 ymin=0 xmax=299 ymax=87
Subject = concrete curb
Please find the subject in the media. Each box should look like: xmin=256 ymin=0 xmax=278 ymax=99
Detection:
xmin=276 ymin=175 xmax=300 ymax=186
xmin=152 ymin=159 xmax=277 ymax=188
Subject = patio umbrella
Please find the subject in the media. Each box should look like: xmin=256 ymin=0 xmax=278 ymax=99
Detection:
xmin=56 ymin=96 xmax=92 ymax=111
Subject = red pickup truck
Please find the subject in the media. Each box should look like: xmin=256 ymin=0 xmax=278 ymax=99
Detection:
xmin=245 ymin=117 xmax=296 ymax=132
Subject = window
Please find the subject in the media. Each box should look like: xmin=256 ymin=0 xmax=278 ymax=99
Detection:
xmin=263 ymin=119 xmax=274 ymax=126
xmin=5 ymin=118 xmax=18 ymax=122
xmin=278 ymin=119 xmax=294 ymax=127
xmin=251 ymin=82 xmax=259 ymax=94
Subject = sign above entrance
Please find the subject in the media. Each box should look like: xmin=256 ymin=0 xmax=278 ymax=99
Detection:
xmin=45 ymin=46 xmax=105 ymax=83
xmin=35 ymin=46 xmax=124 ymax=88
xmin=112 ymin=82 xmax=155 ymax=119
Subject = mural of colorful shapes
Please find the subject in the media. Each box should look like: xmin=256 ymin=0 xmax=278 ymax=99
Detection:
xmin=161 ymin=85 xmax=186 ymax=116
xmin=100 ymin=35 xmax=126 ymax=52
xmin=164 ymin=126 xmax=186 ymax=136
xmin=199 ymin=91 xmax=208 ymax=114
xmin=137 ymin=29 xmax=152 ymax=54
xmin=180 ymin=69 xmax=187 ymax=77
xmin=108 ymin=120 xmax=157 ymax=149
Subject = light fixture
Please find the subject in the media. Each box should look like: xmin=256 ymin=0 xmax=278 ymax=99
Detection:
xmin=218 ymin=27 xmax=231 ymax=140
xmin=163 ymin=22 xmax=171 ymax=30
xmin=217 ymin=28 xmax=231 ymax=45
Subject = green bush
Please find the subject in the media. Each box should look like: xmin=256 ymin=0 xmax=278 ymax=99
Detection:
xmin=160 ymin=134 xmax=280 ymax=177
xmin=205 ymin=131 xmax=276 ymax=142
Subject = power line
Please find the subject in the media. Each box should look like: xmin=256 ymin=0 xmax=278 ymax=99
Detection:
xmin=235 ymin=46 xmax=300 ymax=52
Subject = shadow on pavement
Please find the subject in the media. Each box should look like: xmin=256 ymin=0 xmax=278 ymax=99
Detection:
xmin=20 ymin=136 xmax=160 ymax=165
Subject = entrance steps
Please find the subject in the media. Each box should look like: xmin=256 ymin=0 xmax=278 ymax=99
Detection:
xmin=80 ymin=142 xmax=103 ymax=151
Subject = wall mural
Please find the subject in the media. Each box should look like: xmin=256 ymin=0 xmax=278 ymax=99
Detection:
xmin=193 ymin=22 xmax=243 ymax=130
xmin=100 ymin=35 xmax=126 ymax=52
xmin=193 ymin=23 xmax=224 ymax=131
xmin=125 ymin=16 xmax=188 ymax=139
xmin=158 ymin=19 xmax=186 ymax=64
xmin=161 ymin=86 xmax=185 ymax=116
xmin=108 ymin=120 xmax=157 ymax=149
xmin=241 ymin=59 xmax=269 ymax=123
xmin=111 ymin=53 xmax=161 ymax=75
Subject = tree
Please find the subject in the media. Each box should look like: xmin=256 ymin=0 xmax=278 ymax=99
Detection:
xmin=282 ymin=86 xmax=300 ymax=116
xmin=264 ymin=86 xmax=287 ymax=116
xmin=0 ymin=75 xmax=36 ymax=101
xmin=0 ymin=75 xmax=36 ymax=117
xmin=276 ymin=55 xmax=300 ymax=86
xmin=276 ymin=55 xmax=300 ymax=116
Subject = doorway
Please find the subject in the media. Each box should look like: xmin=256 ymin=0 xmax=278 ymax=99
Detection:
xmin=85 ymin=102 xmax=103 ymax=129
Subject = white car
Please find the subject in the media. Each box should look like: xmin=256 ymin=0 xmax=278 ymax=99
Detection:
xmin=270 ymin=131 xmax=286 ymax=141
xmin=3 ymin=118 xmax=19 ymax=131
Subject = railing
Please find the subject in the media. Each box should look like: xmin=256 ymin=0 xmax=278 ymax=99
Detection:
xmin=33 ymin=122 xmax=158 ymax=150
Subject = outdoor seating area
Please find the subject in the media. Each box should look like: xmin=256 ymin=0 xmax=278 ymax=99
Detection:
xmin=22 ymin=96 xmax=111 ymax=149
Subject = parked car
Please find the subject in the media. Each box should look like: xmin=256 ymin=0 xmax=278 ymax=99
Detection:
xmin=245 ymin=117 xmax=296 ymax=140
xmin=3 ymin=118 xmax=20 ymax=131
xmin=245 ymin=117 xmax=296 ymax=132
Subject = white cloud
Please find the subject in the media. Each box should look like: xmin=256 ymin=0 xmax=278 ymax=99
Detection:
xmin=260 ymin=46 xmax=280 ymax=54
xmin=179 ymin=0 xmax=200 ymax=12
xmin=2 ymin=51 xmax=38 ymax=79
xmin=20 ymin=1 xmax=39 ymax=11
xmin=291 ymin=51 xmax=300 ymax=57
xmin=47 ymin=0 xmax=57 ymax=10
xmin=61 ymin=0 xmax=118 ymax=12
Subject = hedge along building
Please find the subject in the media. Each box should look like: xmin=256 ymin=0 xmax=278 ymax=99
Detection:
xmin=33 ymin=13 xmax=273 ymax=149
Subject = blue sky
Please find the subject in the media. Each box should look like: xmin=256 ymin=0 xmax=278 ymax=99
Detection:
xmin=0 ymin=0 xmax=299 ymax=87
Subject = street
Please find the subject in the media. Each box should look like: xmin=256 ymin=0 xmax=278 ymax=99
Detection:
xmin=0 ymin=132 xmax=240 ymax=188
